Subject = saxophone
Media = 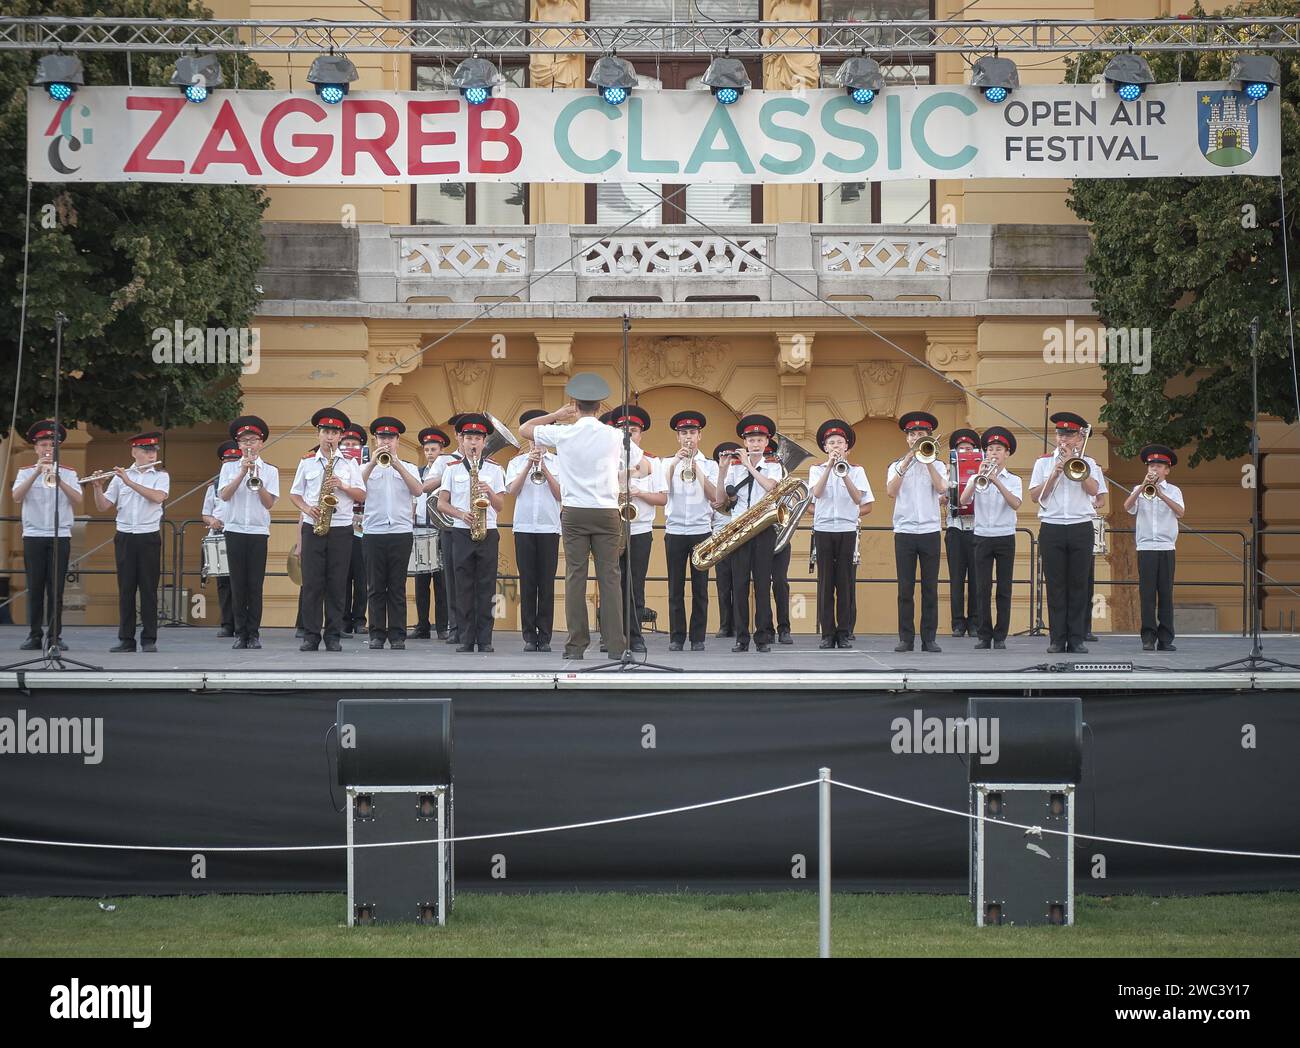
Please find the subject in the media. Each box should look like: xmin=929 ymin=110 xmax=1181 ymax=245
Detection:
xmin=313 ymin=456 xmax=338 ymax=536
xmin=467 ymin=454 xmax=488 ymax=542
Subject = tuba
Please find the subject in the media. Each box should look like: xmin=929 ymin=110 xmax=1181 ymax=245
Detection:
xmin=691 ymin=434 xmax=815 ymax=572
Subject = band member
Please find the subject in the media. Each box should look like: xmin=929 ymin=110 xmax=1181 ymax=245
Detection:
xmin=717 ymin=414 xmax=782 ymax=653
xmin=91 ymin=432 xmax=170 ymax=652
xmin=437 ymin=413 xmax=507 ymax=653
xmin=12 ymin=419 xmax=82 ymax=651
xmin=522 ymin=374 xmax=644 ymax=660
xmin=362 ymin=417 xmax=423 ymax=650
xmin=1084 ymin=480 xmax=1108 ymax=642
xmin=945 ymin=429 xmax=980 ymax=637
xmin=413 ymin=427 xmax=451 ymax=640
xmin=1124 ymin=444 xmax=1185 ymax=652
xmin=293 ymin=444 xmax=317 ymax=640
xmin=506 ymin=410 xmax=562 ymax=652
xmin=809 ymin=419 xmax=873 ymax=649
xmin=765 ymin=438 xmax=794 ymax=645
xmin=885 ymin=412 xmax=947 ymax=653
xmin=218 ymin=415 xmax=279 ymax=649
xmin=663 ymin=411 xmax=719 ymax=652
xmin=203 ymin=441 xmax=240 ymax=638
xmin=426 ymin=414 xmax=466 ymax=644
xmin=608 ymin=404 xmax=665 ymax=654
xmin=1029 ymin=412 xmax=1103 ymax=654
xmin=289 ymin=410 xmax=366 ymax=652
xmin=961 ymin=427 xmax=1022 ymax=649
xmin=711 ymin=441 xmax=741 ymax=638
xmin=339 ymin=424 xmax=369 ymax=636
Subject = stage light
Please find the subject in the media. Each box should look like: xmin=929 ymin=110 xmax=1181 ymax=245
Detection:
xmin=453 ymin=56 xmax=502 ymax=106
xmin=590 ymin=54 xmax=637 ymax=106
xmin=170 ymin=54 xmax=223 ymax=104
xmin=308 ymin=53 xmax=358 ymax=105
xmin=702 ymin=55 xmax=750 ymax=105
xmin=1104 ymin=53 xmax=1154 ymax=101
xmin=1230 ymin=54 xmax=1281 ymax=100
xmin=970 ymin=56 xmax=1018 ymax=104
xmin=834 ymin=56 xmax=885 ymax=107
xmin=33 ymin=54 xmax=84 ymax=101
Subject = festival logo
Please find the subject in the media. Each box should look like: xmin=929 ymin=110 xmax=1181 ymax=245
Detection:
xmin=1197 ymin=89 xmax=1257 ymax=168
xmin=43 ymin=96 xmax=95 ymax=175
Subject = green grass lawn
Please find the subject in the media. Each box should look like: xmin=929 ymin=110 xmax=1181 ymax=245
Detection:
xmin=3 ymin=892 xmax=1299 ymax=958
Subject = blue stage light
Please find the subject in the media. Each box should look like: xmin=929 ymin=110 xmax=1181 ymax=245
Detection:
xmin=715 ymin=87 xmax=739 ymax=105
xmin=319 ymin=84 xmax=345 ymax=105
xmin=851 ymin=87 xmax=875 ymax=105
xmin=984 ymin=86 xmax=1008 ymax=104
xmin=1245 ymin=81 xmax=1271 ymax=100
xmin=185 ymin=83 xmax=208 ymax=103
xmin=47 ymin=82 xmax=74 ymax=102
xmin=464 ymin=85 xmax=490 ymax=105
xmin=1117 ymin=82 xmax=1143 ymax=102
xmin=602 ymin=85 xmax=628 ymax=105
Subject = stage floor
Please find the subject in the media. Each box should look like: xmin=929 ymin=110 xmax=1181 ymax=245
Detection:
xmin=2 ymin=625 xmax=1298 ymax=691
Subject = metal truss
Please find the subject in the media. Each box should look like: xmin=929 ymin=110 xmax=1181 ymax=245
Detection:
xmin=0 ymin=17 xmax=1298 ymax=56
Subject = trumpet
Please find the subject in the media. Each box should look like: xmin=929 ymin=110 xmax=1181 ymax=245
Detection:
xmin=526 ymin=442 xmax=547 ymax=485
xmin=36 ymin=460 xmax=59 ymax=487
xmin=1062 ymin=425 xmax=1092 ymax=482
xmin=81 ymin=461 xmax=162 ymax=485
xmin=1139 ymin=469 xmax=1159 ymax=500
xmin=244 ymin=453 xmax=262 ymax=490
xmin=374 ymin=450 xmax=393 ymax=469
xmin=831 ymin=456 xmax=851 ymax=477
xmin=973 ymin=456 xmax=999 ymax=492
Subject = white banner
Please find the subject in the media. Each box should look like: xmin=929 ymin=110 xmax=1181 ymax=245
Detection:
xmin=29 ymin=83 xmax=1280 ymax=185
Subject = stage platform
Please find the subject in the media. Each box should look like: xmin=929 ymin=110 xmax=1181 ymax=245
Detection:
xmin=1 ymin=625 xmax=1298 ymax=692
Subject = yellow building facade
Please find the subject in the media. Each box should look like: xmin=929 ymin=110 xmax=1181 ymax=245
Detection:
xmin=4 ymin=0 xmax=1298 ymax=639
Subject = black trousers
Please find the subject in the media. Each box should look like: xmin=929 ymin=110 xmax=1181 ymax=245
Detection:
xmin=23 ymin=535 xmax=70 ymax=640
xmin=449 ymin=528 xmax=498 ymax=649
xmin=973 ymin=533 xmax=1016 ymax=643
xmin=815 ymin=530 xmax=855 ymax=641
xmin=224 ymin=531 xmax=268 ymax=640
xmin=665 ymin=532 xmax=710 ymax=644
xmin=714 ymin=551 xmax=735 ymax=635
xmin=345 ymin=534 xmax=367 ymax=629
xmin=114 ymin=530 xmax=161 ymax=643
xmin=1138 ymin=549 xmax=1176 ymax=646
xmin=620 ymin=531 xmax=652 ymax=644
xmin=300 ymin=524 xmax=352 ymax=645
xmin=895 ymin=531 xmax=940 ymax=645
xmin=1039 ymin=521 xmax=1093 ymax=649
xmin=1086 ymin=550 xmax=1097 ymax=634
xmin=441 ymin=529 xmax=459 ymax=633
xmin=364 ymin=532 xmax=414 ymax=642
xmin=732 ymin=526 xmax=776 ymax=645
xmin=770 ymin=540 xmax=791 ymax=634
xmin=216 ymin=575 xmax=233 ymax=632
xmin=516 ymin=531 xmax=560 ymax=645
xmin=945 ymin=525 xmax=977 ymax=632
xmin=413 ymin=534 xmax=449 ymax=634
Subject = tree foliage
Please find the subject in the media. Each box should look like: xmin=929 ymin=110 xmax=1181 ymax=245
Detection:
xmin=1066 ymin=0 xmax=1300 ymax=464
xmin=0 ymin=0 xmax=271 ymax=441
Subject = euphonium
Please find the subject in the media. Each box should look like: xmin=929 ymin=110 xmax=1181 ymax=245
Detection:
xmin=313 ymin=456 xmax=337 ymax=537
xmin=1063 ymin=425 xmax=1092 ymax=482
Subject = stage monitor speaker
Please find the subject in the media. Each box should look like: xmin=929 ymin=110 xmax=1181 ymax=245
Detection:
xmin=348 ymin=786 xmax=452 ymax=926
xmin=336 ymin=698 xmax=452 ymax=787
xmin=970 ymin=784 xmax=1074 ymax=927
xmin=967 ymin=696 xmax=1082 ymax=784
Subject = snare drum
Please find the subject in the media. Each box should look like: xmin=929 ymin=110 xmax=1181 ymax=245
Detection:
xmin=201 ymin=533 xmax=230 ymax=579
xmin=408 ymin=530 xmax=442 ymax=575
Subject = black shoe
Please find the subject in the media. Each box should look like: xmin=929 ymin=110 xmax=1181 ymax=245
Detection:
xmin=778 ymin=630 xmax=793 ymax=645
xmin=19 ymin=637 xmax=41 ymax=651
xmin=232 ymin=638 xmax=248 ymax=650
xmin=1086 ymin=632 xmax=1100 ymax=642
xmin=479 ymin=644 xmax=494 ymax=653
xmin=341 ymin=628 xmax=353 ymax=638
xmin=732 ymin=641 xmax=750 ymax=652
xmin=993 ymin=639 xmax=1006 ymax=650
xmin=524 ymin=642 xmax=538 ymax=652
xmin=412 ymin=629 xmax=431 ymax=640
xmin=456 ymin=644 xmax=475 ymax=653
xmin=446 ymin=633 xmax=461 ymax=645
xmin=369 ymin=638 xmax=385 ymax=650
xmin=631 ymin=640 xmax=647 ymax=653
xmin=563 ymin=651 xmax=583 ymax=661
xmin=217 ymin=628 xmax=235 ymax=639
xmin=1068 ymin=644 xmax=1089 ymax=654
xmin=247 ymin=637 xmax=262 ymax=650
xmin=921 ymin=641 xmax=941 ymax=653
xmin=819 ymin=638 xmax=836 ymax=649
xmin=436 ymin=630 xmax=449 ymax=640
xmin=952 ymin=628 xmax=966 ymax=638
xmin=974 ymin=639 xmax=991 ymax=650
xmin=325 ymin=640 xmax=343 ymax=652
xmin=391 ymin=640 xmax=406 ymax=650
xmin=690 ymin=641 xmax=705 ymax=651
xmin=1046 ymin=643 xmax=1065 ymax=654
xmin=1157 ymin=643 xmax=1177 ymax=652
xmin=715 ymin=629 xmax=734 ymax=638
xmin=110 ymin=641 xmax=137 ymax=653
xmin=756 ymin=642 xmax=772 ymax=653
xmin=52 ymin=638 xmax=68 ymax=652
xmin=845 ymin=633 xmax=856 ymax=640
xmin=669 ymin=641 xmax=684 ymax=652
xmin=599 ymin=642 xmax=607 ymax=652
xmin=299 ymin=640 xmax=319 ymax=652
xmin=294 ymin=627 xmax=305 ymax=639
xmin=836 ymin=637 xmax=854 ymax=650
xmin=538 ymin=644 xmax=552 ymax=653
xmin=141 ymin=641 xmax=158 ymax=653
xmin=1142 ymin=639 xmax=1155 ymax=651
xmin=894 ymin=641 xmax=914 ymax=652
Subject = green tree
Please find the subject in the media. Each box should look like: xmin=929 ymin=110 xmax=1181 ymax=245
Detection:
xmin=0 ymin=0 xmax=271 ymax=440
xmin=1066 ymin=0 xmax=1299 ymax=465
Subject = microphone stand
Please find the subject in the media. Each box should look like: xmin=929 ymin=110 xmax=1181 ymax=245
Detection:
xmin=2 ymin=311 xmax=101 ymax=673
xmin=584 ymin=310 xmax=680 ymax=674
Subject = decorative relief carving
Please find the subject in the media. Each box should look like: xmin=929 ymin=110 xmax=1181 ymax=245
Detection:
xmin=582 ymin=238 xmax=767 ymax=276
xmin=401 ymin=238 xmax=527 ymax=277
xmin=630 ymin=336 xmax=728 ymax=387
xmin=858 ymin=360 xmax=906 ymax=419
xmin=821 ymin=237 xmax=948 ymax=276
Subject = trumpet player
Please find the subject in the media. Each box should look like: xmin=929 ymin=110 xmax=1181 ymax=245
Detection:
xmin=437 ymin=413 xmax=507 ymax=653
xmin=361 ymin=417 xmax=423 ymax=650
xmin=1124 ymin=445 xmax=1185 ymax=652
xmin=809 ymin=419 xmax=873 ymax=650
xmin=203 ymin=441 xmax=240 ymax=638
xmin=961 ymin=428 xmax=1022 ymax=650
xmin=12 ymin=419 xmax=81 ymax=652
xmin=711 ymin=441 xmax=742 ymax=639
xmin=412 ymin=427 xmax=451 ymax=641
xmin=422 ymin=417 xmax=464 ymax=644
xmin=506 ymin=410 xmax=562 ymax=652
xmin=885 ymin=412 xmax=947 ymax=653
xmin=1029 ymin=412 xmax=1102 ymax=654
xmin=944 ymin=429 xmax=981 ymax=638
xmin=288 ymin=410 xmax=365 ymax=653
xmin=217 ymin=415 xmax=278 ymax=650
xmin=663 ymin=411 xmax=719 ymax=652
xmin=91 ymin=432 xmax=169 ymax=653
xmin=609 ymin=405 xmax=664 ymax=655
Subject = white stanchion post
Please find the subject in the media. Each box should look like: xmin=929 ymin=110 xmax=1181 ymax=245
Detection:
xmin=819 ymin=766 xmax=831 ymax=958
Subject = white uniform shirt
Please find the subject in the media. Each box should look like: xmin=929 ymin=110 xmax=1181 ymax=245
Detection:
xmin=14 ymin=465 xmax=79 ymax=538
xmin=972 ymin=469 xmax=1023 ymax=537
xmin=505 ymin=452 xmax=562 ymax=535
xmin=362 ymin=459 xmax=421 ymax=534
xmin=290 ymin=451 xmax=364 ymax=528
xmin=809 ymin=463 xmax=873 ymax=532
xmin=217 ymin=458 xmax=280 ymax=535
xmin=1030 ymin=454 xmax=1104 ymax=525
xmin=629 ymin=457 xmax=665 ymax=538
xmin=664 ymin=453 xmax=718 ymax=535
xmin=438 ymin=459 xmax=507 ymax=531
xmin=532 ymin=417 xmax=644 ymax=510
xmin=1128 ymin=481 xmax=1183 ymax=551
xmin=104 ymin=465 xmax=169 ymax=533
xmin=887 ymin=457 xmax=948 ymax=534
xmin=721 ymin=459 xmax=783 ymax=517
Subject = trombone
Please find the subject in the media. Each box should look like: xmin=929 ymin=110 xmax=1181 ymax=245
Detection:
xmin=1062 ymin=425 xmax=1092 ymax=482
